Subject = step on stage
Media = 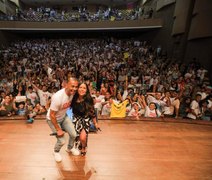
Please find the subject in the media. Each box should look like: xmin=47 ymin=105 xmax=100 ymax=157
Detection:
xmin=0 ymin=119 xmax=211 ymax=180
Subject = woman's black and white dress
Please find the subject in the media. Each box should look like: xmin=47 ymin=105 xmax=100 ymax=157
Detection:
xmin=72 ymin=100 xmax=95 ymax=136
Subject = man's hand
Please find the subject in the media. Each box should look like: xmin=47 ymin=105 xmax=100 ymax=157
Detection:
xmin=57 ymin=129 xmax=65 ymax=137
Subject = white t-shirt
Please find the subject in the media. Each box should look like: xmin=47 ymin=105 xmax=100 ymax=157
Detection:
xmin=47 ymin=67 xmax=53 ymax=79
xmin=118 ymin=75 xmax=126 ymax=82
xmin=131 ymin=76 xmax=139 ymax=83
xmin=46 ymin=89 xmax=73 ymax=120
xmin=208 ymin=99 xmax=212 ymax=109
xmin=196 ymin=92 xmax=207 ymax=100
xmin=147 ymin=95 xmax=166 ymax=107
xmin=128 ymin=108 xmax=144 ymax=116
xmin=94 ymin=95 xmax=105 ymax=111
xmin=144 ymin=106 xmax=161 ymax=117
xmin=101 ymin=103 xmax=111 ymax=116
xmin=187 ymin=100 xmax=200 ymax=119
xmin=26 ymin=91 xmax=38 ymax=106
xmin=37 ymin=89 xmax=52 ymax=107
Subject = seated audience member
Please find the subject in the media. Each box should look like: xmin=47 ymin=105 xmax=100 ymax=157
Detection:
xmin=13 ymin=80 xmax=26 ymax=97
xmin=139 ymin=95 xmax=162 ymax=118
xmin=196 ymin=86 xmax=208 ymax=100
xmin=146 ymin=92 xmax=166 ymax=113
xmin=16 ymin=102 xmax=26 ymax=116
xmin=101 ymin=95 xmax=113 ymax=116
xmin=187 ymin=94 xmax=202 ymax=120
xmin=100 ymin=92 xmax=112 ymax=116
xmin=25 ymin=99 xmax=36 ymax=123
xmin=93 ymin=90 xmax=105 ymax=116
xmin=26 ymin=86 xmax=39 ymax=107
xmin=0 ymin=95 xmax=15 ymax=116
xmin=199 ymin=100 xmax=211 ymax=121
xmin=33 ymin=103 xmax=47 ymax=115
xmin=161 ymin=91 xmax=181 ymax=118
xmin=128 ymin=102 xmax=144 ymax=119
xmin=31 ymin=83 xmax=52 ymax=108
xmin=179 ymin=97 xmax=191 ymax=118
xmin=206 ymin=95 xmax=212 ymax=110
xmin=0 ymin=90 xmax=6 ymax=104
xmin=13 ymin=95 xmax=27 ymax=107
xmin=161 ymin=91 xmax=172 ymax=116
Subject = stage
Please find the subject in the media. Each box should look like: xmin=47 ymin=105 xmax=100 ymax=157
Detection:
xmin=0 ymin=118 xmax=211 ymax=180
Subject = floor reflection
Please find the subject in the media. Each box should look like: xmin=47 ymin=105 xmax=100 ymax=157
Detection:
xmin=57 ymin=156 xmax=96 ymax=180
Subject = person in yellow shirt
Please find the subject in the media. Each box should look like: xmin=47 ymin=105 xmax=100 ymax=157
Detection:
xmin=110 ymin=99 xmax=129 ymax=118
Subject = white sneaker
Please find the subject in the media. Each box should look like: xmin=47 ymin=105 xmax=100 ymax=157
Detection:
xmin=66 ymin=147 xmax=80 ymax=156
xmin=53 ymin=152 xmax=62 ymax=162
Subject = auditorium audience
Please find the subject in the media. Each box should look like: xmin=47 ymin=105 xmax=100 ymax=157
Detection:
xmin=0 ymin=38 xmax=211 ymax=121
xmin=0 ymin=5 xmax=149 ymax=22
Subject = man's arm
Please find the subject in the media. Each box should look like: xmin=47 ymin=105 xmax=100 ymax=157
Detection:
xmin=31 ymin=82 xmax=39 ymax=91
xmin=50 ymin=109 xmax=64 ymax=137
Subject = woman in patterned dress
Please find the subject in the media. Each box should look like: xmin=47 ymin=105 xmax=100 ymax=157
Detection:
xmin=71 ymin=82 xmax=99 ymax=156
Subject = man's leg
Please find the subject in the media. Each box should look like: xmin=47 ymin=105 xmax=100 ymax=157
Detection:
xmin=47 ymin=119 xmax=65 ymax=152
xmin=61 ymin=116 xmax=80 ymax=155
xmin=46 ymin=119 xmax=65 ymax=162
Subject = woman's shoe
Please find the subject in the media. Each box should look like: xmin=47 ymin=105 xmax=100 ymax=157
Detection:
xmin=81 ymin=147 xmax=87 ymax=156
xmin=81 ymin=151 xmax=86 ymax=156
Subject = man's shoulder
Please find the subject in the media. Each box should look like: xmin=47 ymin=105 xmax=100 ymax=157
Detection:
xmin=53 ymin=88 xmax=65 ymax=97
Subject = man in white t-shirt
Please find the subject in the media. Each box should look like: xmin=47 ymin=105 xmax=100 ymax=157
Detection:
xmin=187 ymin=94 xmax=202 ymax=119
xmin=93 ymin=91 xmax=105 ymax=114
xmin=37 ymin=85 xmax=52 ymax=107
xmin=46 ymin=77 xmax=80 ymax=162
xmin=31 ymin=83 xmax=52 ymax=107
xmin=26 ymin=86 xmax=38 ymax=107
xmin=101 ymin=92 xmax=112 ymax=116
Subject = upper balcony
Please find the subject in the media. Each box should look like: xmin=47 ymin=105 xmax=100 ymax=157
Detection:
xmin=0 ymin=18 xmax=162 ymax=31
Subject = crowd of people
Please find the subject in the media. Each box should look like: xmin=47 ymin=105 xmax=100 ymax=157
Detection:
xmin=0 ymin=38 xmax=211 ymax=122
xmin=0 ymin=6 xmax=153 ymax=22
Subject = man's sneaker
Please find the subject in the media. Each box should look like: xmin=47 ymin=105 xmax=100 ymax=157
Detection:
xmin=53 ymin=152 xmax=62 ymax=162
xmin=66 ymin=147 xmax=80 ymax=156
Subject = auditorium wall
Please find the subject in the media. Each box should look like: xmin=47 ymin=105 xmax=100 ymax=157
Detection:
xmin=138 ymin=1 xmax=175 ymax=57
xmin=172 ymin=0 xmax=192 ymax=36
xmin=140 ymin=0 xmax=211 ymax=79
xmin=185 ymin=38 xmax=212 ymax=80
xmin=0 ymin=30 xmax=22 ymax=45
xmin=4 ymin=0 xmax=17 ymax=14
xmin=0 ymin=1 xmax=6 ymax=14
xmin=188 ymin=0 xmax=212 ymax=40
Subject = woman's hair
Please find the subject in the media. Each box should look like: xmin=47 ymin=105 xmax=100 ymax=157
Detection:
xmin=71 ymin=82 xmax=95 ymax=117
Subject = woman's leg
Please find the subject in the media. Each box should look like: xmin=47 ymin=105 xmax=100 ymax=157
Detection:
xmin=79 ymin=129 xmax=87 ymax=155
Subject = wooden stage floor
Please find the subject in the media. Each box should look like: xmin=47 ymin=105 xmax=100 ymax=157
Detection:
xmin=0 ymin=119 xmax=212 ymax=180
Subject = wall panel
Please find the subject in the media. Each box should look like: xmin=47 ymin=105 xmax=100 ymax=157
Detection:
xmin=172 ymin=0 xmax=192 ymax=35
xmin=188 ymin=0 xmax=212 ymax=40
xmin=156 ymin=0 xmax=175 ymax=11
